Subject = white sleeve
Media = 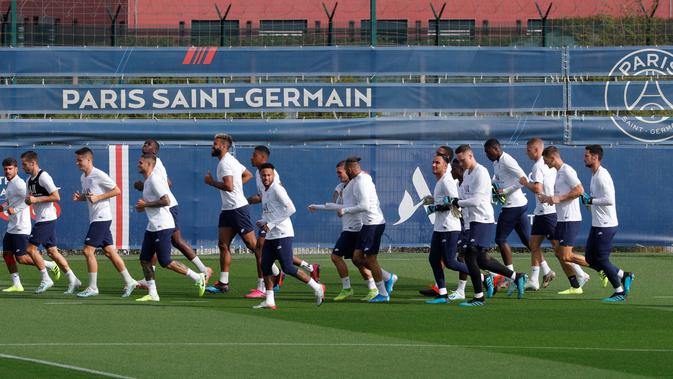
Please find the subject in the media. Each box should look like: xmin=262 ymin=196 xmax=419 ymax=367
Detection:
xmin=343 ymin=179 xmax=369 ymax=214
xmin=12 ymin=181 xmax=29 ymax=212
xmin=458 ymin=170 xmax=491 ymax=207
xmin=151 ymin=176 xmax=171 ymax=199
xmin=504 ymin=155 xmax=527 ymax=179
xmin=530 ymin=164 xmax=544 ymax=183
xmin=100 ymin=172 xmax=117 ymax=192
xmin=591 ymin=172 xmax=615 ymax=206
xmin=266 ymin=187 xmax=296 ymax=230
xmin=219 ymin=160 xmax=235 ymax=178
xmin=566 ymin=169 xmax=582 ymax=188
xmin=39 ymin=172 xmax=59 ymax=194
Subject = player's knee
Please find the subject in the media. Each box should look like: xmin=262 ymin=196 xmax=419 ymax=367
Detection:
xmin=3 ymin=253 xmax=16 ymax=266
xmin=281 ymin=263 xmax=298 ymax=277
xmin=17 ymin=255 xmax=31 ymax=265
xmin=330 ymin=253 xmax=341 ymax=264
xmin=217 ymin=241 xmax=230 ymax=253
xmin=495 ymin=238 xmax=507 ymax=246
xmin=157 ymin=256 xmax=172 ymax=268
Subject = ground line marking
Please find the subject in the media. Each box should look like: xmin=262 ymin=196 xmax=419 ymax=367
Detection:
xmin=0 ymin=342 xmax=671 ymax=353
xmin=0 ymin=353 xmax=136 ymax=379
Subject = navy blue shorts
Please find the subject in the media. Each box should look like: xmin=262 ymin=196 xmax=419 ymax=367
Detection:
xmin=261 ymin=237 xmax=296 ymax=276
xmin=257 ymin=227 xmax=267 ymax=238
xmin=332 ymin=231 xmax=359 ymax=259
xmin=84 ymin=220 xmax=114 ymax=248
xmin=218 ymin=205 xmax=254 ymax=236
xmin=169 ymin=206 xmax=180 ymax=231
xmin=3 ymin=233 xmax=29 ymax=256
xmin=495 ymin=205 xmax=530 ymax=243
xmin=468 ymin=222 xmax=494 ymax=249
xmin=553 ymin=221 xmax=581 ymax=247
xmin=457 ymin=228 xmax=469 ymax=251
xmin=531 ymin=213 xmax=558 ymax=240
xmin=140 ymin=228 xmax=175 ymax=267
xmin=585 ymin=226 xmax=617 ymax=256
xmin=356 ymin=224 xmax=385 ymax=255
xmin=29 ymin=220 xmax=57 ymax=249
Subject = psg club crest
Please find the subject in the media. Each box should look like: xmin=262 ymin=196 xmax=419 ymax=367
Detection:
xmin=605 ymin=48 xmax=673 ymax=143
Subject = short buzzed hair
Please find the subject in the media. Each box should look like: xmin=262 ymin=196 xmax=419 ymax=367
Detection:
xmin=527 ymin=137 xmax=543 ymax=147
xmin=455 ymin=144 xmax=472 ymax=154
xmin=20 ymin=150 xmax=38 ymax=162
xmin=484 ymin=138 xmax=500 ymax=149
xmin=436 ymin=145 xmax=453 ymax=161
xmin=336 ymin=160 xmax=345 ymax=168
xmin=145 ymin=139 xmax=160 ymax=152
xmin=215 ymin=133 xmax=233 ymax=148
xmin=254 ymin=145 xmax=270 ymax=157
xmin=259 ymin=162 xmax=275 ymax=171
xmin=585 ymin=144 xmax=603 ymax=160
xmin=345 ymin=156 xmax=361 ymax=164
xmin=75 ymin=147 xmax=93 ymax=157
xmin=2 ymin=157 xmax=17 ymax=167
xmin=542 ymin=145 xmax=560 ymax=158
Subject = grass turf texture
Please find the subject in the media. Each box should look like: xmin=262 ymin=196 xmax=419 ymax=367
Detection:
xmin=0 ymin=252 xmax=671 ymax=378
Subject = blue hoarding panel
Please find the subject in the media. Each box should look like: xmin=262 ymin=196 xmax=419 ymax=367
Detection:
xmin=568 ymin=47 xmax=673 ymax=76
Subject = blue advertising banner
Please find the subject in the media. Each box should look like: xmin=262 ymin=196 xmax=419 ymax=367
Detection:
xmin=0 ymin=83 xmax=565 ymax=114
xmin=569 ymin=116 xmax=673 ymax=144
xmin=0 ymin=47 xmax=564 ymax=77
xmin=568 ymin=47 xmax=673 ymax=76
xmin=570 ymin=81 xmax=673 ymax=111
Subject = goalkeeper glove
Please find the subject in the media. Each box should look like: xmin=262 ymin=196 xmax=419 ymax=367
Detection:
xmin=580 ymin=192 xmax=592 ymax=205
xmin=491 ymin=183 xmax=506 ymax=205
xmin=426 ymin=205 xmax=437 ymax=215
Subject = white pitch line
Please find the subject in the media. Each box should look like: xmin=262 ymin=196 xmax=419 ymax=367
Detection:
xmin=0 ymin=353 xmax=135 ymax=379
xmin=0 ymin=342 xmax=671 ymax=353
xmin=44 ymin=302 xmax=84 ymax=305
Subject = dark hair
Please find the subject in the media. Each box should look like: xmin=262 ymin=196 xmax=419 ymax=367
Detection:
xmin=20 ymin=150 xmax=38 ymax=162
xmin=345 ymin=156 xmax=361 ymax=164
xmin=75 ymin=147 xmax=93 ymax=157
xmin=435 ymin=153 xmax=450 ymax=164
xmin=254 ymin=145 xmax=271 ymax=157
xmin=2 ymin=157 xmax=17 ymax=167
xmin=542 ymin=145 xmax=560 ymax=157
xmin=140 ymin=153 xmax=156 ymax=162
xmin=455 ymin=144 xmax=472 ymax=154
xmin=484 ymin=138 xmax=500 ymax=149
xmin=215 ymin=133 xmax=233 ymax=148
xmin=451 ymin=158 xmax=460 ymax=166
xmin=436 ymin=145 xmax=454 ymax=161
xmin=585 ymin=144 xmax=603 ymax=160
xmin=144 ymin=139 xmax=160 ymax=152
xmin=336 ymin=160 xmax=346 ymax=168
xmin=259 ymin=162 xmax=275 ymax=171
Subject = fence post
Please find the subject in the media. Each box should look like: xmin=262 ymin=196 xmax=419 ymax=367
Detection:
xmin=322 ymin=2 xmax=338 ymax=46
xmin=430 ymin=2 xmax=446 ymax=46
xmin=534 ymin=1 xmax=553 ymax=47
xmin=106 ymin=4 xmax=122 ymax=46
xmin=370 ymin=0 xmax=376 ymax=46
xmin=215 ymin=3 xmax=232 ymax=47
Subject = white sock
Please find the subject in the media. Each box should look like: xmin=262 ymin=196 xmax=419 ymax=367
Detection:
xmin=617 ymin=269 xmax=624 ymax=279
xmin=615 ymin=285 xmax=624 ymax=293
xmin=219 ymin=271 xmax=229 ymax=284
xmin=438 ymin=287 xmax=447 ymax=296
xmin=530 ymin=266 xmax=540 ymax=282
xmin=43 ymin=260 xmax=56 ymax=269
xmin=376 ymin=281 xmax=388 ymax=297
xmin=10 ymin=272 xmax=21 ymax=286
xmin=307 ymin=278 xmax=321 ymax=292
xmin=152 ymin=265 xmax=156 ymax=272
xmin=148 ymin=279 xmax=158 ymax=298
xmin=475 ymin=292 xmax=484 ymax=299
xmin=256 ymin=278 xmax=265 ymax=292
xmin=265 ymin=290 xmax=275 ymax=306
xmin=271 ymin=264 xmax=280 ymax=276
xmin=190 ymin=257 xmax=207 ymax=273
xmin=185 ymin=269 xmax=200 ymax=281
xmin=506 ymin=264 xmax=514 ymax=271
xmin=88 ymin=272 xmax=98 ymax=289
xmin=572 ymin=263 xmax=586 ymax=278
xmin=66 ymin=270 xmax=77 ymax=283
xmin=119 ymin=269 xmax=135 ymax=285
xmin=39 ymin=268 xmax=50 ymax=282
xmin=300 ymin=260 xmax=312 ymax=272
xmin=341 ymin=277 xmax=351 ymax=290
xmin=510 ymin=272 xmax=517 ymax=280
xmin=480 ymin=273 xmax=485 ymax=281
xmin=381 ymin=268 xmax=392 ymax=281
xmin=366 ymin=278 xmax=376 ymax=290
xmin=456 ymin=280 xmax=467 ymax=294
xmin=540 ymin=260 xmax=552 ymax=275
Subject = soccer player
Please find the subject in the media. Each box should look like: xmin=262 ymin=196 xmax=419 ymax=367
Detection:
xmin=133 ymin=139 xmax=212 ymax=285
xmin=452 ymin=145 xmax=527 ymax=306
xmin=581 ymin=145 xmax=634 ymax=302
xmin=0 ymin=157 xmax=59 ymax=292
xmin=538 ymin=146 xmax=591 ymax=295
xmin=519 ymin=138 xmax=558 ymax=290
xmin=338 ymin=156 xmax=397 ymax=303
xmin=135 ymin=153 xmax=205 ymax=302
xmin=424 ymin=153 xmax=470 ymax=303
xmin=204 ymin=133 xmax=257 ymax=293
xmin=72 ymin=147 xmax=137 ymax=297
xmin=21 ymin=151 xmax=80 ymax=294
xmin=483 ymin=138 xmax=530 ymax=273
xmin=253 ymin=163 xmax=324 ymax=309
xmin=246 ymin=146 xmax=316 ymax=298
xmin=308 ymin=160 xmax=375 ymax=301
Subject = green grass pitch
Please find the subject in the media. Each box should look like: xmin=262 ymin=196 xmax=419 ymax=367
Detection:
xmin=0 ymin=252 xmax=671 ymax=378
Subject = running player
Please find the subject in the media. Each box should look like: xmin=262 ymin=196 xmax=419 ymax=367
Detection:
xmin=0 ymin=157 xmax=59 ymax=292
xmin=135 ymin=153 xmax=205 ymax=302
xmin=72 ymin=147 xmax=137 ymax=297
xmin=538 ymin=146 xmax=591 ymax=295
xmin=581 ymin=145 xmax=635 ymax=302
xmin=204 ymin=134 xmax=256 ymax=293
xmin=21 ymin=151 xmax=80 ymax=294
xmin=253 ymin=163 xmax=325 ymax=309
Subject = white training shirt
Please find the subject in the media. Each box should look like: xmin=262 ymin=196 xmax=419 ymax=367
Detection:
xmin=261 ymin=180 xmax=295 ymax=240
xmin=433 ymin=172 xmax=461 ymax=232
xmin=554 ymin=163 xmax=582 ymax=222
xmin=80 ymin=167 xmax=117 ymax=223
xmin=530 ymin=157 xmax=557 ymax=215
xmin=142 ymin=171 xmax=175 ymax=232
xmin=589 ymin=166 xmax=618 ymax=227
xmin=342 ymin=172 xmax=385 ymax=226
xmin=216 ymin=153 xmax=249 ymax=211
xmin=4 ymin=175 xmax=31 ymax=235
xmin=457 ymin=180 xmax=471 ymax=229
xmin=457 ymin=163 xmax=494 ymax=224
xmin=492 ymin=152 xmax=528 ymax=208
xmin=339 ymin=180 xmax=363 ymax=232
xmin=334 ymin=182 xmax=345 ymax=204
xmin=255 ymin=168 xmax=281 ymax=196
xmin=154 ymin=157 xmax=178 ymax=207
xmin=27 ymin=170 xmax=59 ymax=222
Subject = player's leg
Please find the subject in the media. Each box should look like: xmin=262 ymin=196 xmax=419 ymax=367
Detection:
xmin=360 ymin=224 xmax=390 ymax=302
xmin=168 ymin=206 xmax=208 ymax=277
xmin=494 ymin=208 xmax=517 ymax=268
xmin=275 ymin=237 xmax=324 ymax=306
xmin=460 ymin=244 xmax=487 ymax=306
xmin=448 ymin=231 xmax=469 ymax=300
xmin=214 ymin=226 xmax=235 ymax=292
xmin=247 ymin=230 xmax=267 ymax=298
xmin=332 ymin=231 xmax=357 ymax=301
xmin=157 ymin=229 xmax=205 ymax=297
xmin=77 ymin=244 xmax=99 ymax=297
xmin=136 ymin=232 xmax=160 ymax=302
xmin=426 ymin=231 xmax=447 ymax=303
xmin=3 ymin=235 xmax=24 ymax=291
xmin=254 ymin=240 xmax=278 ymax=309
